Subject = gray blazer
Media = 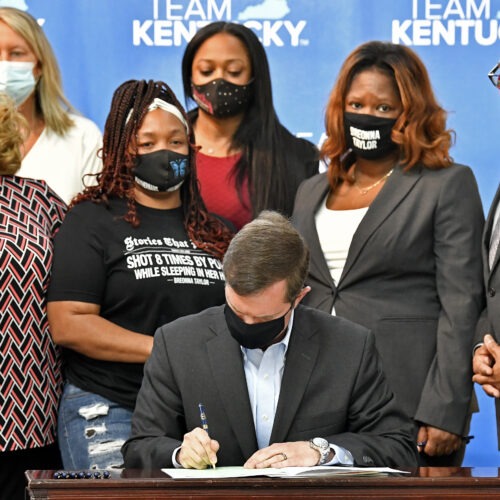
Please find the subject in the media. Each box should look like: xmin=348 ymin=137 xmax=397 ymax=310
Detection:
xmin=122 ymin=305 xmax=417 ymax=468
xmin=474 ymin=184 xmax=500 ymax=446
xmin=292 ymin=164 xmax=484 ymax=436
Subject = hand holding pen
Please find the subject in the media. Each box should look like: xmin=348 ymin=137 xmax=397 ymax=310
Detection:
xmin=176 ymin=404 xmax=219 ymax=469
xmin=198 ymin=403 xmax=216 ymax=469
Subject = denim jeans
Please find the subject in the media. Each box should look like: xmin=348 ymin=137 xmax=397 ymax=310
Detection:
xmin=58 ymin=382 xmax=133 ymax=470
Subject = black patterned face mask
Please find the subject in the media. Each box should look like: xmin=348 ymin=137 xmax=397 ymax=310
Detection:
xmin=133 ymin=149 xmax=190 ymax=192
xmin=191 ymin=78 xmax=254 ymax=118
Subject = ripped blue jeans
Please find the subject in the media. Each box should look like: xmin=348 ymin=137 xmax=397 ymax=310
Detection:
xmin=58 ymin=382 xmax=133 ymax=470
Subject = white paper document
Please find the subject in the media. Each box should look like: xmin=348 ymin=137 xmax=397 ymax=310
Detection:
xmin=162 ymin=465 xmax=408 ymax=479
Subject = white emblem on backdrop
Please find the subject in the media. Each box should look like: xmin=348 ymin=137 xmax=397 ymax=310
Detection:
xmin=238 ymin=0 xmax=290 ymax=20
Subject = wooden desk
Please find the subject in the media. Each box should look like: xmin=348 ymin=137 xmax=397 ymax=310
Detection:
xmin=25 ymin=467 xmax=500 ymax=499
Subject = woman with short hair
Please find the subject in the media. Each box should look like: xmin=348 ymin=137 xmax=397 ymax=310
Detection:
xmin=0 ymin=93 xmax=66 ymax=499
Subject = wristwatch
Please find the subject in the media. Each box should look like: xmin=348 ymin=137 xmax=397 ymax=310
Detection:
xmin=309 ymin=437 xmax=331 ymax=465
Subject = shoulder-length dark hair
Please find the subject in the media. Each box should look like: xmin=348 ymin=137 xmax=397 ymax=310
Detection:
xmin=182 ymin=22 xmax=309 ymax=217
xmin=73 ymin=79 xmax=232 ymax=260
xmin=322 ymin=41 xmax=453 ymax=188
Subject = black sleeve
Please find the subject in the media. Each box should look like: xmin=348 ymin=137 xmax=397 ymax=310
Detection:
xmin=48 ymin=203 xmax=105 ymax=305
xmin=122 ymin=327 xmax=185 ymax=468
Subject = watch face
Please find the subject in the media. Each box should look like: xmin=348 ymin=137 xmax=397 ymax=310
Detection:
xmin=313 ymin=437 xmax=329 ymax=449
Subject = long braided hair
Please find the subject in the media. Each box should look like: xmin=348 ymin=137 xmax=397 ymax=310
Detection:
xmin=73 ymin=79 xmax=233 ymax=260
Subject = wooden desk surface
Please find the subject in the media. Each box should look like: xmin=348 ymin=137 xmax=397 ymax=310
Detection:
xmin=25 ymin=467 xmax=500 ymax=499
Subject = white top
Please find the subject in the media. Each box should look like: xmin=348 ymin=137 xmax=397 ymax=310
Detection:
xmin=18 ymin=113 xmax=102 ymax=204
xmin=315 ymin=199 xmax=368 ymax=286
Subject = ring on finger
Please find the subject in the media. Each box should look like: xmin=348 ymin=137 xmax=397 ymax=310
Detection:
xmin=280 ymin=452 xmax=287 ymax=461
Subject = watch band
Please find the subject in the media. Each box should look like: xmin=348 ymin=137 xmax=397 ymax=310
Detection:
xmin=309 ymin=438 xmax=330 ymax=465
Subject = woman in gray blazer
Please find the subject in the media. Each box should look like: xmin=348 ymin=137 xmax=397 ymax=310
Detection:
xmin=292 ymin=41 xmax=484 ymax=466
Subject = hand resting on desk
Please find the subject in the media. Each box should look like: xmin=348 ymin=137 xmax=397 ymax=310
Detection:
xmin=177 ymin=428 xmax=330 ymax=469
xmin=244 ymin=441 xmax=331 ymax=469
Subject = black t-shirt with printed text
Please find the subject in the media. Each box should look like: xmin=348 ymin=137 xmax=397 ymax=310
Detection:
xmin=48 ymin=198 xmax=226 ymax=409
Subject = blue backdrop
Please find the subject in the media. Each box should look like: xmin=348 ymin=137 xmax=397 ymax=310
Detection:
xmin=4 ymin=0 xmax=499 ymax=465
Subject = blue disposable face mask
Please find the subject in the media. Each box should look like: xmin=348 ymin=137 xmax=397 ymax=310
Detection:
xmin=0 ymin=61 xmax=37 ymax=106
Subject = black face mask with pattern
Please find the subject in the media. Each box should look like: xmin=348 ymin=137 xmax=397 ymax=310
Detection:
xmin=191 ymin=78 xmax=254 ymax=118
xmin=133 ymin=149 xmax=190 ymax=192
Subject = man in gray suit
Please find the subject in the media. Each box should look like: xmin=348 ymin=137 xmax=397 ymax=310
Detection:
xmin=472 ymin=59 xmax=500 ymax=446
xmin=122 ymin=211 xmax=417 ymax=469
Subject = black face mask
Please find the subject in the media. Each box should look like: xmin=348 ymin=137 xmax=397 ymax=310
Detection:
xmin=224 ymin=303 xmax=291 ymax=350
xmin=133 ymin=149 xmax=190 ymax=192
xmin=191 ymin=78 xmax=254 ymax=118
xmin=344 ymin=112 xmax=398 ymax=160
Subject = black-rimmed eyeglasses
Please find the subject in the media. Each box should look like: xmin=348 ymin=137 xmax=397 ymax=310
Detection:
xmin=488 ymin=62 xmax=500 ymax=89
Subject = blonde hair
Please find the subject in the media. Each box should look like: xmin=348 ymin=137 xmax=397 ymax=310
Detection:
xmin=0 ymin=93 xmax=28 ymax=175
xmin=0 ymin=7 xmax=75 ymax=135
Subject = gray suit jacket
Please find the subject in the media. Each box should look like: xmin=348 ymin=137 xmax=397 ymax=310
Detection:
xmin=122 ymin=305 xmax=417 ymax=468
xmin=474 ymin=184 xmax=500 ymax=446
xmin=292 ymin=164 xmax=484 ymax=436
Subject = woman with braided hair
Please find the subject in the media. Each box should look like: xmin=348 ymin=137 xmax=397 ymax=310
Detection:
xmin=47 ymin=79 xmax=233 ymax=470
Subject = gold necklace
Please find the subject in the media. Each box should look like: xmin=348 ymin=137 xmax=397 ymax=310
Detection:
xmin=353 ymin=167 xmax=394 ymax=195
